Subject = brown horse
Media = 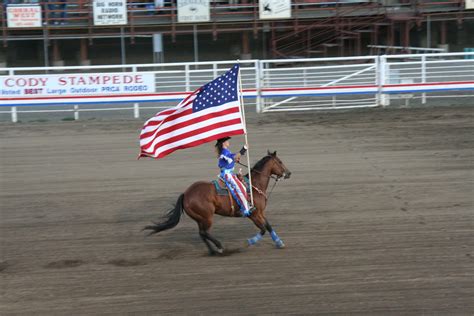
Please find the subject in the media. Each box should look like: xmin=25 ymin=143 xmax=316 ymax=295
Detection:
xmin=144 ymin=151 xmax=291 ymax=255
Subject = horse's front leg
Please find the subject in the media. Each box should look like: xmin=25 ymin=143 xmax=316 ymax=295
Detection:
xmin=247 ymin=214 xmax=266 ymax=246
xmin=264 ymin=218 xmax=285 ymax=249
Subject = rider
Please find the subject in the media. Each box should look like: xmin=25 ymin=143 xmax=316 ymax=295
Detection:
xmin=215 ymin=137 xmax=255 ymax=217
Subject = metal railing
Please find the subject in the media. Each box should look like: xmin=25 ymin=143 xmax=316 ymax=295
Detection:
xmin=1 ymin=52 xmax=473 ymax=121
xmin=0 ymin=0 xmax=466 ymax=41
xmin=258 ymin=52 xmax=474 ymax=112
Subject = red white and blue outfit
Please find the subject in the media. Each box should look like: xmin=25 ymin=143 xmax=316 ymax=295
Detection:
xmin=218 ymin=147 xmax=251 ymax=216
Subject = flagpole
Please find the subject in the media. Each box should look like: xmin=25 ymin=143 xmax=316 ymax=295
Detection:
xmin=237 ymin=62 xmax=255 ymax=206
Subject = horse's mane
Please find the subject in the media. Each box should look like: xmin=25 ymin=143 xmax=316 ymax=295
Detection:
xmin=244 ymin=155 xmax=272 ymax=178
xmin=252 ymin=155 xmax=272 ymax=172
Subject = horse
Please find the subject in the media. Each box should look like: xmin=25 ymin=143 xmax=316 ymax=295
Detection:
xmin=143 ymin=151 xmax=292 ymax=255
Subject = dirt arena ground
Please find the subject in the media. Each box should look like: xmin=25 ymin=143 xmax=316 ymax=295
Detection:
xmin=1 ymin=106 xmax=473 ymax=315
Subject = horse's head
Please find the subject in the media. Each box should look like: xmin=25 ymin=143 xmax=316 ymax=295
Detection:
xmin=267 ymin=150 xmax=291 ymax=180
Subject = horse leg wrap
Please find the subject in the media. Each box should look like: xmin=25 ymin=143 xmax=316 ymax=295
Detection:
xmin=247 ymin=233 xmax=263 ymax=246
xmin=270 ymin=231 xmax=285 ymax=248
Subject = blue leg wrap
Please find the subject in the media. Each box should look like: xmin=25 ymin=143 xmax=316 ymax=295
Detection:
xmin=270 ymin=231 xmax=285 ymax=248
xmin=247 ymin=233 xmax=263 ymax=246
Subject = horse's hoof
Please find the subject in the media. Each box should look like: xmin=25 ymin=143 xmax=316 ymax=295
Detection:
xmin=247 ymin=233 xmax=263 ymax=246
xmin=247 ymin=237 xmax=260 ymax=246
xmin=275 ymin=241 xmax=285 ymax=249
xmin=215 ymin=248 xmax=224 ymax=255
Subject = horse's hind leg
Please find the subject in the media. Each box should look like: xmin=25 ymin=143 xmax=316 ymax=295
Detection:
xmin=199 ymin=231 xmax=219 ymax=255
xmin=247 ymin=214 xmax=266 ymax=246
xmin=202 ymin=231 xmax=224 ymax=254
xmin=264 ymin=218 xmax=285 ymax=249
xmin=198 ymin=221 xmax=224 ymax=255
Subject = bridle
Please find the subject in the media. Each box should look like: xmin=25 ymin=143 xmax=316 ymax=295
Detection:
xmin=237 ymin=156 xmax=289 ymax=200
xmin=238 ymin=156 xmax=287 ymax=180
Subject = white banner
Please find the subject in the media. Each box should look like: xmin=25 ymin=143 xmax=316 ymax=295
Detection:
xmin=7 ymin=5 xmax=42 ymax=28
xmin=466 ymin=0 xmax=474 ymax=9
xmin=0 ymin=73 xmax=155 ymax=98
xmin=177 ymin=0 xmax=210 ymax=23
xmin=93 ymin=0 xmax=127 ymax=26
xmin=259 ymin=0 xmax=291 ymax=19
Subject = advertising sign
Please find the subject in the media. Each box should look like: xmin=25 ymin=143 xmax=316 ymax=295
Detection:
xmin=259 ymin=0 xmax=291 ymax=19
xmin=177 ymin=0 xmax=210 ymax=23
xmin=0 ymin=73 xmax=155 ymax=98
xmin=7 ymin=5 xmax=42 ymax=28
xmin=93 ymin=0 xmax=128 ymax=25
xmin=466 ymin=0 xmax=474 ymax=9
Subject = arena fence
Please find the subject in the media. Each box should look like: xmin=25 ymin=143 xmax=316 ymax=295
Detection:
xmin=1 ymin=52 xmax=473 ymax=122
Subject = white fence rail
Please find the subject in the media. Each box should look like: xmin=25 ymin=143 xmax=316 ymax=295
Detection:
xmin=258 ymin=52 xmax=474 ymax=112
xmin=1 ymin=52 xmax=473 ymax=121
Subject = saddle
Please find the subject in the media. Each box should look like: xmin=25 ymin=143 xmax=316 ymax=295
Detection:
xmin=212 ymin=175 xmax=251 ymax=215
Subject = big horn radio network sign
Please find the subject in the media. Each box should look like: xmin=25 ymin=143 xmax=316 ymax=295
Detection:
xmin=93 ymin=0 xmax=128 ymax=25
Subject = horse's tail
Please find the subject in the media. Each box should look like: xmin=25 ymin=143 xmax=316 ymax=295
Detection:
xmin=143 ymin=194 xmax=184 ymax=236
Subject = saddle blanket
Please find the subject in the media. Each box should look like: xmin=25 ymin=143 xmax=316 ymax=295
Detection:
xmin=212 ymin=176 xmax=251 ymax=197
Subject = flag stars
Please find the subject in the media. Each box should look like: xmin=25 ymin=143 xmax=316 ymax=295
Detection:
xmin=192 ymin=65 xmax=239 ymax=113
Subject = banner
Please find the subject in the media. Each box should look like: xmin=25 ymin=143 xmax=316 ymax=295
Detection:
xmin=259 ymin=0 xmax=291 ymax=19
xmin=177 ymin=0 xmax=210 ymax=23
xmin=7 ymin=5 xmax=42 ymax=28
xmin=93 ymin=0 xmax=127 ymax=25
xmin=466 ymin=0 xmax=474 ymax=9
xmin=0 ymin=73 xmax=155 ymax=98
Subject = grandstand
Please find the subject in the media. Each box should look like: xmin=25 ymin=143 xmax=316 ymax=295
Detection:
xmin=0 ymin=0 xmax=473 ymax=67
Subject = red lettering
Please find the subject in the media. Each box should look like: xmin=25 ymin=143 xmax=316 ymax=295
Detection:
xmin=4 ymin=77 xmax=48 ymax=87
xmin=38 ymin=78 xmax=48 ymax=87
xmin=135 ymin=75 xmax=143 ymax=84
xmin=123 ymin=75 xmax=132 ymax=84
xmin=5 ymin=78 xmax=14 ymax=87
xmin=24 ymin=88 xmax=43 ymax=94
xmin=89 ymin=76 xmax=100 ymax=85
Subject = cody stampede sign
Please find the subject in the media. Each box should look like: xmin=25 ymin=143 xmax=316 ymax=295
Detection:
xmin=177 ymin=0 xmax=210 ymax=23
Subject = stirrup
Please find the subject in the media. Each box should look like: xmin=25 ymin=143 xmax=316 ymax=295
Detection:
xmin=242 ymin=206 xmax=256 ymax=217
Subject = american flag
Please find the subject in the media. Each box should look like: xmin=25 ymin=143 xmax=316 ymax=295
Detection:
xmin=139 ymin=65 xmax=245 ymax=159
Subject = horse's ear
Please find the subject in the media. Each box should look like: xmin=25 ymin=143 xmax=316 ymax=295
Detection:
xmin=267 ymin=150 xmax=271 ymax=156
xmin=273 ymin=150 xmax=277 ymax=156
